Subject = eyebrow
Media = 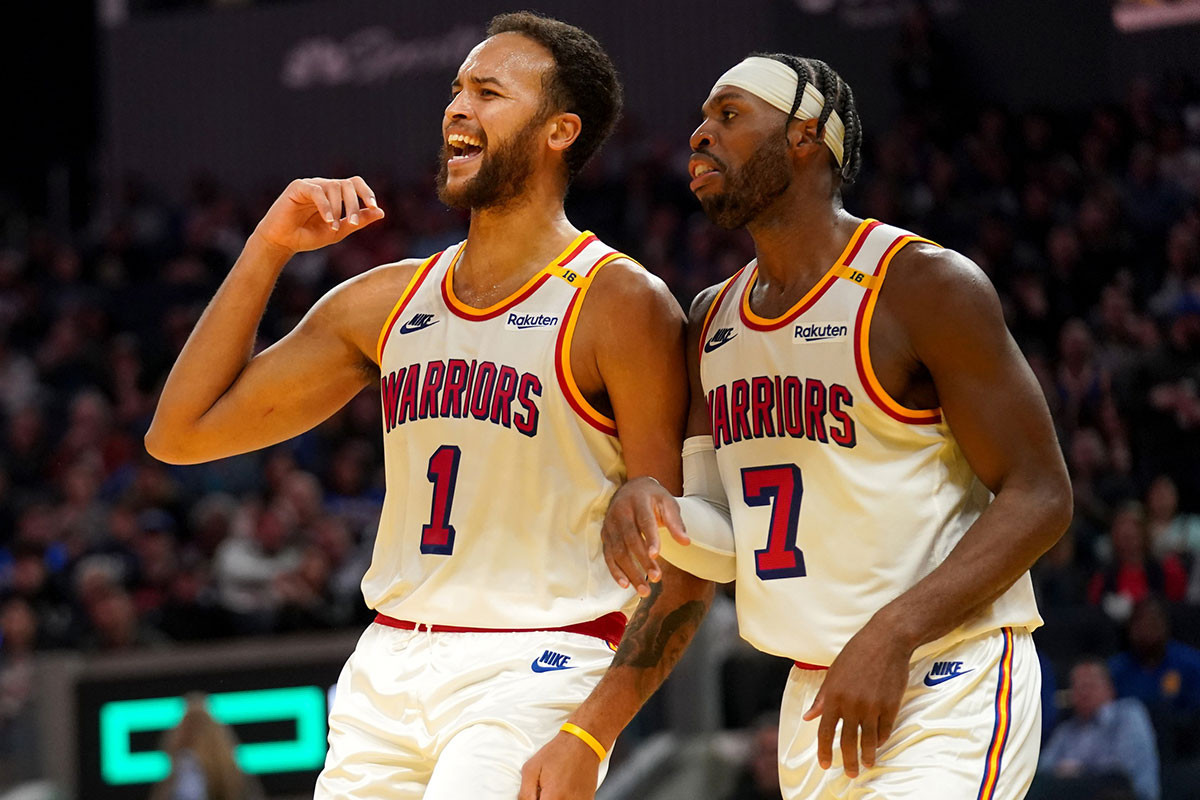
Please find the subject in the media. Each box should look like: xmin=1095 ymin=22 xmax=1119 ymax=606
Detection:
xmin=703 ymin=89 xmax=749 ymax=112
xmin=451 ymin=75 xmax=506 ymax=90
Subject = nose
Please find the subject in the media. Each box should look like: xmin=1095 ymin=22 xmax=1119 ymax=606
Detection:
xmin=444 ymin=91 xmax=471 ymax=123
xmin=690 ymin=120 xmax=714 ymax=152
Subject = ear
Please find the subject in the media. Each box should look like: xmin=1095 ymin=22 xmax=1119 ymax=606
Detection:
xmin=546 ymin=112 xmax=582 ymax=154
xmin=786 ymin=116 xmax=822 ymax=150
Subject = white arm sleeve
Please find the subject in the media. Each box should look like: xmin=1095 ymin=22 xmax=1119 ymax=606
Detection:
xmin=658 ymin=435 xmax=737 ymax=583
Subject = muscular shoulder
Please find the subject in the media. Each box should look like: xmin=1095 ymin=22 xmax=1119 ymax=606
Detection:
xmin=879 ymin=243 xmax=1005 ymax=349
xmin=306 ymin=257 xmax=428 ymax=365
xmin=580 ymin=258 xmax=685 ymax=339
xmin=688 ymin=282 xmax=728 ymax=330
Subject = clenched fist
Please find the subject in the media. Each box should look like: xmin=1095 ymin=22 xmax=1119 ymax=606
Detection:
xmin=253 ymin=176 xmax=385 ymax=255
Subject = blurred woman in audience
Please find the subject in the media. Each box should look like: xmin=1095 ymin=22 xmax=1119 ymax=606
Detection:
xmin=150 ymin=695 xmax=263 ymax=800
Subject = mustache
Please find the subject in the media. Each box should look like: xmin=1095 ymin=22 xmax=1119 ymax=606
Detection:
xmin=692 ymin=148 xmax=728 ymax=172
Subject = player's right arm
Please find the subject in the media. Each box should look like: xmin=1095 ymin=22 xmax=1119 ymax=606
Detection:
xmin=144 ymin=177 xmax=403 ymax=464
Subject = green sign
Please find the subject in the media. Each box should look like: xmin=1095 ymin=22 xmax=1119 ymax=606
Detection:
xmin=99 ymin=686 xmax=328 ymax=785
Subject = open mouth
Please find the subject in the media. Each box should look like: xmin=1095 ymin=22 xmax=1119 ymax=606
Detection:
xmin=689 ymin=157 xmax=723 ymax=191
xmin=447 ymin=132 xmax=484 ymax=164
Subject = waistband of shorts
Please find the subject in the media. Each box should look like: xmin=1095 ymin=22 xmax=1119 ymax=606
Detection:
xmin=373 ymin=611 xmax=627 ymax=647
xmin=793 ymin=660 xmax=829 ymax=671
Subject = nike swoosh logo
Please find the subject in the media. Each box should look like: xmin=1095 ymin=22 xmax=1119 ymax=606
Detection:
xmin=923 ymin=669 xmax=974 ymax=687
xmin=704 ymin=335 xmax=736 ymax=353
xmin=530 ymin=659 xmax=575 ymax=673
xmin=399 ymin=319 xmax=439 ymax=334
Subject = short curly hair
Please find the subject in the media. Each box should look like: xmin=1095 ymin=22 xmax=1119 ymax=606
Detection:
xmin=486 ymin=11 xmax=623 ymax=180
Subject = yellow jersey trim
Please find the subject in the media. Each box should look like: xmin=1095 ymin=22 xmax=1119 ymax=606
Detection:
xmin=857 ymin=235 xmax=942 ymax=422
xmin=375 ymin=254 xmax=440 ymax=364
xmin=443 ymin=230 xmax=593 ymax=319
xmin=740 ymin=218 xmax=875 ymax=327
xmin=556 ymin=252 xmax=627 ymax=434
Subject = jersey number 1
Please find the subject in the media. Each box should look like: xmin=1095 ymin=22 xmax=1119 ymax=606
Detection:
xmin=421 ymin=445 xmax=461 ymax=555
xmin=742 ymin=464 xmax=806 ymax=580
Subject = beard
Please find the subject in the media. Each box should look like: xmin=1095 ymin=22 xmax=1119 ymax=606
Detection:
xmin=436 ymin=112 xmax=545 ymax=212
xmin=698 ymin=135 xmax=792 ymax=230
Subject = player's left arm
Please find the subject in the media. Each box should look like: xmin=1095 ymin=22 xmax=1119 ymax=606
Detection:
xmin=518 ymin=261 xmax=714 ymax=800
xmin=805 ymin=245 xmax=1072 ymax=777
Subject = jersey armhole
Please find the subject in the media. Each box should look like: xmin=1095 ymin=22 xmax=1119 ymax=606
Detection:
xmin=697 ymin=272 xmax=742 ymax=362
xmin=375 ymin=252 xmax=442 ymax=363
xmin=853 ymin=236 xmax=945 ymax=425
xmin=553 ymin=253 xmax=628 ymax=436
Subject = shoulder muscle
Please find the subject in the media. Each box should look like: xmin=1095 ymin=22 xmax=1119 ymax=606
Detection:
xmin=307 ymin=257 xmax=427 ymax=367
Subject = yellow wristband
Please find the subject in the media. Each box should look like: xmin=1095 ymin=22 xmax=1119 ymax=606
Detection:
xmin=560 ymin=722 xmax=606 ymax=761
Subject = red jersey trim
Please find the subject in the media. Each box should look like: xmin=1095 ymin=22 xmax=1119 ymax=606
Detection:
xmin=976 ymin=627 xmax=1015 ymax=800
xmin=738 ymin=219 xmax=880 ymax=331
xmin=376 ymin=252 xmax=442 ymax=363
xmin=373 ymin=610 xmax=628 ymax=648
xmin=442 ymin=231 xmax=597 ymax=321
xmin=852 ymin=233 xmax=944 ymax=425
xmin=553 ymin=252 xmax=626 ymax=436
xmin=697 ymin=270 xmax=744 ymax=363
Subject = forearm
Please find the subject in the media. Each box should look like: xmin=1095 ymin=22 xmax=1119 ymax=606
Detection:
xmin=876 ymin=479 xmax=1070 ymax=653
xmin=567 ymin=566 xmax=713 ymax=748
xmin=147 ymin=234 xmax=292 ymax=449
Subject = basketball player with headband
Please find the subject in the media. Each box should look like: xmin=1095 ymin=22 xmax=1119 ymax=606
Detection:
xmin=554 ymin=54 xmax=1072 ymax=800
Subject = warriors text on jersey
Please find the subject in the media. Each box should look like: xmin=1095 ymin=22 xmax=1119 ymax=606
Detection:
xmin=362 ymin=231 xmax=636 ymax=630
xmin=699 ymin=220 xmax=1043 ymax=667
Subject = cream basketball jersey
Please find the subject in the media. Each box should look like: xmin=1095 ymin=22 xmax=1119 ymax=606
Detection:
xmin=362 ymin=231 xmax=637 ymax=629
xmin=699 ymin=220 xmax=1042 ymax=667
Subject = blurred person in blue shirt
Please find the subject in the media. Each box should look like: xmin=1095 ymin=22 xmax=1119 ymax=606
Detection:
xmin=1040 ymin=657 xmax=1160 ymax=800
xmin=1109 ymin=595 xmax=1200 ymax=757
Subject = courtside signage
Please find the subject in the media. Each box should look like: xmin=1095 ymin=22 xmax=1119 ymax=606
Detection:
xmin=99 ymin=686 xmax=328 ymax=784
xmin=75 ymin=650 xmax=351 ymax=799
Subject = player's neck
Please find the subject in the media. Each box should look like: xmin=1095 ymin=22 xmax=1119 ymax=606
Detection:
xmin=747 ymin=191 xmax=859 ymax=292
xmin=458 ymin=190 xmax=579 ymax=290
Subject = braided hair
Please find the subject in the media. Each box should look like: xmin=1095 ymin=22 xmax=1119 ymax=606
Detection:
xmin=753 ymin=53 xmax=863 ymax=185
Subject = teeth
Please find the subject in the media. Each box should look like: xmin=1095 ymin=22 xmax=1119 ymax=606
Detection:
xmin=447 ymin=133 xmax=483 ymax=149
xmin=695 ymin=164 xmax=713 ymax=177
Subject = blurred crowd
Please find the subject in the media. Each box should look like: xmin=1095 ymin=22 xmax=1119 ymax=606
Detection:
xmin=3 ymin=15 xmax=1200 ymax=798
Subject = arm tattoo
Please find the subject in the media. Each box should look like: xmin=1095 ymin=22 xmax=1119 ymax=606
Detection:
xmin=611 ymin=581 xmax=709 ymax=698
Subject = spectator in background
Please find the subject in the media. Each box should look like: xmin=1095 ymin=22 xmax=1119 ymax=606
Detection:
xmin=1056 ymin=318 xmax=1110 ymax=435
xmin=80 ymin=584 xmax=167 ymax=651
xmin=1033 ymin=529 xmax=1091 ymax=610
xmin=1109 ymin=595 xmax=1200 ymax=759
xmin=1146 ymin=474 xmax=1200 ymax=563
xmin=1068 ymin=428 xmax=1122 ymax=552
xmin=149 ymin=694 xmax=263 ymax=800
xmin=724 ymin=713 xmax=783 ymax=800
xmin=1040 ymin=657 xmax=1160 ymax=800
xmin=0 ymin=598 xmax=38 ymax=786
xmin=211 ymin=501 xmax=301 ymax=634
xmin=1090 ymin=503 xmax=1188 ymax=622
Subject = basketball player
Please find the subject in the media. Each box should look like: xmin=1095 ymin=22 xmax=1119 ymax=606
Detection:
xmin=575 ymin=55 xmax=1073 ymax=799
xmin=145 ymin=13 xmax=710 ymax=799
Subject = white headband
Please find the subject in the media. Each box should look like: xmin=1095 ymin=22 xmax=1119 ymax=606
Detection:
xmin=712 ymin=56 xmax=846 ymax=167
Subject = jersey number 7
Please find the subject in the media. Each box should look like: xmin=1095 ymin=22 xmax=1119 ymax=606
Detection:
xmin=742 ymin=464 xmax=806 ymax=580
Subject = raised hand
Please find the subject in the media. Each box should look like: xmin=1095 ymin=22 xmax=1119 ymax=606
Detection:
xmin=253 ymin=176 xmax=385 ymax=255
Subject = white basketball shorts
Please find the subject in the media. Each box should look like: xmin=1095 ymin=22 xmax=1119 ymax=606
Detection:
xmin=314 ymin=621 xmax=617 ymax=800
xmin=778 ymin=626 xmax=1041 ymax=800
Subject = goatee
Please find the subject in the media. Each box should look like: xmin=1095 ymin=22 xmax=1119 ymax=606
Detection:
xmin=698 ymin=136 xmax=792 ymax=230
xmin=436 ymin=113 xmax=544 ymax=212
